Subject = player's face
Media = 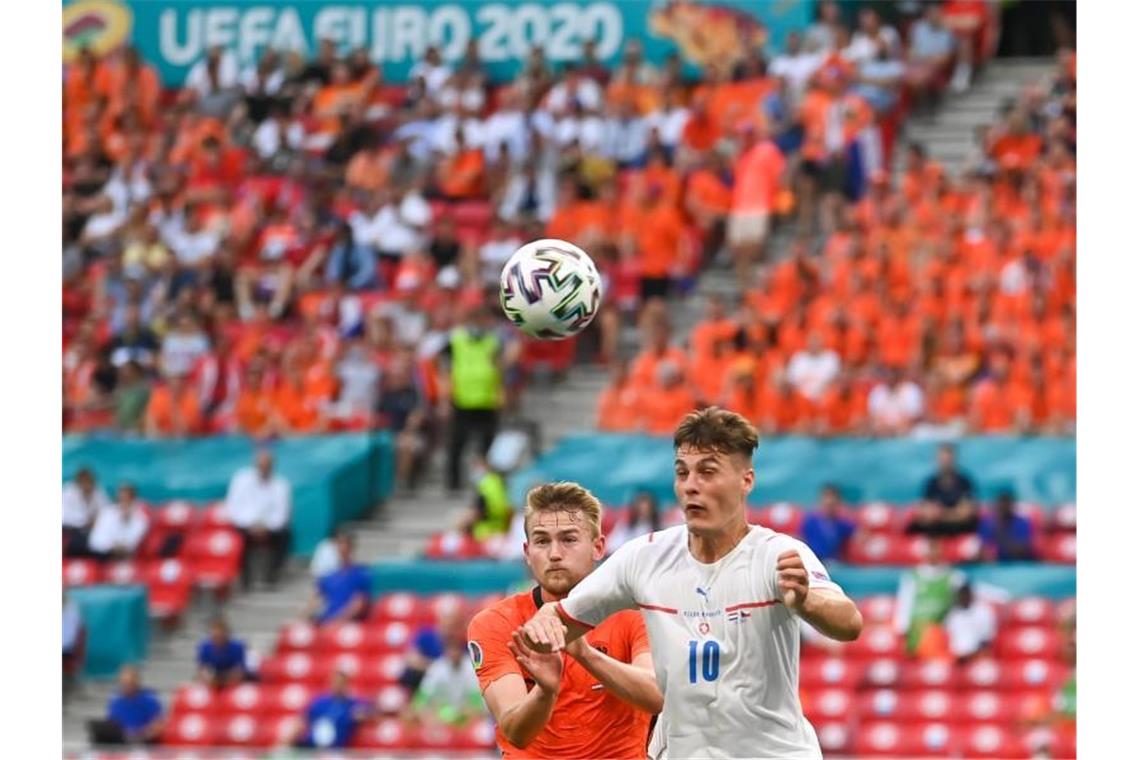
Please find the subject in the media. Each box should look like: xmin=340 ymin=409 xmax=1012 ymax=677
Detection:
xmin=674 ymin=446 xmax=754 ymax=535
xmin=524 ymin=509 xmax=606 ymax=598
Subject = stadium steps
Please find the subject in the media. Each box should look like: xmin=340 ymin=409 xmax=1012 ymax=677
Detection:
xmin=899 ymin=57 xmax=1055 ymax=177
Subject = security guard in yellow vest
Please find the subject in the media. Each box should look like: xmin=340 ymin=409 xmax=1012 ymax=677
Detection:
xmin=439 ymin=305 xmax=505 ymax=492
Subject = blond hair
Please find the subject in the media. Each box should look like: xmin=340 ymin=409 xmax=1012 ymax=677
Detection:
xmin=524 ymin=482 xmax=603 ymax=538
xmin=673 ymin=406 xmax=759 ymax=459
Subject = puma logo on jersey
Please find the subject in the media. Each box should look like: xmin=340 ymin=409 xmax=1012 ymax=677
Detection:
xmin=696 ymin=587 xmax=709 ymax=599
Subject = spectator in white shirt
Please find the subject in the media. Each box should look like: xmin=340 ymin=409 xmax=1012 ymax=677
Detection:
xmin=601 ymin=101 xmax=651 ymax=168
xmin=906 ymin=4 xmax=958 ymax=108
xmin=853 ymin=39 xmax=907 ymax=115
xmin=542 ymin=64 xmax=604 ymax=116
xmin=551 ymin=101 xmax=607 ymax=153
xmin=786 ymin=332 xmax=841 ymax=402
xmin=805 ymin=0 xmax=844 ymax=53
xmin=63 ymin=468 xmax=112 ymax=557
xmin=845 ymin=8 xmax=901 ymax=65
xmin=646 ymin=87 xmax=692 ymax=153
xmin=89 ymin=484 xmax=150 ymax=561
xmin=160 ymin=311 xmax=211 ymax=379
xmin=867 ymin=367 xmax=926 ymax=435
xmin=943 ymin=583 xmax=997 ymax=662
xmin=481 ymin=88 xmax=533 ymax=163
xmin=478 ymin=219 xmax=524 ymax=287
xmin=769 ymin=32 xmax=825 ymax=105
xmin=409 ymin=46 xmax=454 ymax=99
xmin=498 ymin=160 xmax=557 ymax=224
xmin=224 ymin=449 xmax=292 ymax=589
xmin=252 ymin=104 xmax=305 ymax=161
xmin=165 ymin=206 xmax=220 ymax=270
xmin=185 ymin=46 xmax=241 ymax=118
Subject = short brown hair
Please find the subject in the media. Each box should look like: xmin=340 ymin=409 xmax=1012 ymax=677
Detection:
xmin=673 ymin=406 xmax=759 ymax=459
xmin=524 ymin=482 xmax=603 ymax=539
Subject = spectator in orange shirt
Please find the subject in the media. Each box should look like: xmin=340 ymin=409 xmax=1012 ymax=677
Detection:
xmin=728 ymin=119 xmax=787 ymax=284
xmin=814 ymin=373 xmax=867 ymax=436
xmin=758 ymin=373 xmax=813 ymax=435
xmin=684 ymin=149 xmax=733 ymax=263
xmin=629 ymin=320 xmax=688 ymax=391
xmin=633 ymin=185 xmax=691 ymax=300
xmin=435 ymin=128 xmax=486 ymax=200
xmin=273 ymin=365 xmax=327 ymax=434
xmin=969 ymin=349 xmax=1020 ymax=433
xmin=233 ymin=364 xmax=276 ymax=437
xmin=722 ymin=368 xmax=763 ymax=425
xmin=595 ymin=361 xmax=640 ymax=432
xmin=638 ymin=362 xmax=697 ymax=435
xmin=689 ymin=295 xmax=738 ymax=360
xmin=145 ymin=373 xmax=204 ymax=438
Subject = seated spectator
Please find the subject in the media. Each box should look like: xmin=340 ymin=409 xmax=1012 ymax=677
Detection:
xmin=224 ymin=448 xmax=292 ymax=590
xmin=893 ymin=541 xmax=965 ymax=657
xmin=638 ymin=361 xmax=697 ymax=435
xmin=399 ymin=607 xmax=466 ymax=693
xmin=786 ymin=332 xmax=841 ymax=403
xmin=63 ymin=467 xmax=111 ymax=557
xmin=87 ymin=665 xmax=165 ymax=746
xmin=322 ymin=219 xmax=379 ymax=291
xmin=907 ymin=443 xmax=980 ymax=537
xmin=979 ymin=490 xmax=1037 ymax=561
xmin=196 ymin=617 xmax=251 ymax=688
xmin=905 ymin=4 xmax=957 ymax=109
xmin=63 ymin=591 xmax=85 ymax=691
xmin=800 ymin=484 xmax=857 ymax=562
xmin=596 ymin=360 xmax=641 ymax=432
xmin=455 ymin=457 xmax=513 ymax=542
xmin=377 ymin=350 xmax=431 ymax=493
xmin=88 ymin=483 xmax=149 ymax=561
xmin=305 ymin=532 xmax=371 ymax=625
xmin=409 ymin=638 xmax=485 ymax=728
xmin=144 ymin=372 xmax=204 ymax=438
xmin=942 ymin=582 xmax=996 ymax=663
xmin=288 ymin=670 xmax=375 ymax=749
xmin=867 ymin=367 xmax=925 ymax=436
xmin=608 ymin=491 xmax=661 ymax=553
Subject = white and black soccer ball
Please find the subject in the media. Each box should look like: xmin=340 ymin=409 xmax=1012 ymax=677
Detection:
xmin=499 ymin=238 xmax=603 ymax=339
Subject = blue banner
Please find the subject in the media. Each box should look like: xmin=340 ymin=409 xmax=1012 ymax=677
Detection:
xmin=63 ymin=0 xmax=814 ymax=86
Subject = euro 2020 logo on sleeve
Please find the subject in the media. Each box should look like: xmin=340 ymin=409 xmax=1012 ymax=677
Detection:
xmin=468 ymin=640 xmax=484 ymax=670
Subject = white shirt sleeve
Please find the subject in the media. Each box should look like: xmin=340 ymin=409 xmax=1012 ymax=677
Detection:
xmin=266 ymin=479 xmax=292 ymax=532
xmin=559 ymin=536 xmax=642 ymax=627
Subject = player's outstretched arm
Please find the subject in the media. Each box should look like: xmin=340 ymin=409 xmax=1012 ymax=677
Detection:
xmin=568 ymin=641 xmax=663 ymax=714
xmin=777 ymin=550 xmax=863 ymax=642
xmin=519 ymin=602 xmax=591 ymax=653
xmin=482 ymin=670 xmax=560 ymax=750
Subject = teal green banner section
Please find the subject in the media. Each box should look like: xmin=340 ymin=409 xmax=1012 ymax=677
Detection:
xmin=63 ymin=433 xmax=394 ymax=555
xmin=369 ymin=559 xmax=1076 ymax=600
xmin=511 ymin=435 xmax=1077 ymax=509
xmin=63 ymin=0 xmax=814 ymax=86
xmin=70 ymin=585 xmax=150 ymax=678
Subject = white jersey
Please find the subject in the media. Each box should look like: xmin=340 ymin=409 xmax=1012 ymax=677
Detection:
xmin=559 ymin=524 xmax=843 ymax=760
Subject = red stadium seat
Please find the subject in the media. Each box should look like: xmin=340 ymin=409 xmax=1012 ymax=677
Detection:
xmin=162 ymin=713 xmax=221 ymax=747
xmin=960 ymin=724 xmax=1028 ymax=759
xmin=315 ymin=621 xmax=413 ymax=654
xmin=259 ymin=652 xmax=319 ymax=686
xmin=185 ymin=528 xmax=243 ymax=588
xmin=756 ymin=503 xmax=803 ymax=535
xmin=898 ymin=659 xmax=959 ymax=690
xmin=1040 ymin=533 xmax=1076 ymax=563
xmin=199 ymin=502 xmax=233 ymax=529
xmin=63 ymin=558 xmax=102 ymax=586
xmin=1005 ymin=597 xmax=1057 ymax=627
xmin=154 ymin=500 xmax=201 ymax=531
xmin=267 ymin=715 xmax=303 ymax=746
xmin=429 ymin=593 xmax=467 ymax=620
xmin=276 ymin=621 xmax=319 ymax=653
xmin=104 ymin=560 xmax=143 ymax=585
xmin=854 ymin=502 xmax=907 ymax=534
xmin=423 ymin=531 xmax=491 ymax=560
xmin=351 ymin=718 xmax=413 ymax=750
xmin=1019 ymin=725 xmax=1076 ymax=759
xmin=375 ymin=684 xmax=410 ymax=714
xmin=858 ymin=689 xmax=955 ymax=722
xmin=942 ymin=533 xmax=983 ymax=563
xmin=800 ymin=657 xmax=862 ymax=691
xmin=452 ymin=201 xmax=494 ymax=227
xmin=846 ymin=534 xmax=926 ymax=565
xmin=995 ymin=626 xmax=1063 ymax=660
xmin=601 ymin=508 xmax=622 ymax=535
xmin=218 ymin=713 xmax=274 ymax=747
xmin=814 ymin=722 xmax=853 ymax=755
xmin=146 ymin=559 xmax=193 ymax=619
xmin=842 ymin=625 xmax=903 ymax=660
xmin=171 ymin=685 xmax=219 ymax=716
xmin=802 ymin=687 xmax=853 ymax=724
xmin=857 ymin=595 xmax=897 ymax=625
xmin=852 ymin=721 xmax=961 ymax=757
xmin=959 ymin=691 xmax=1037 ymax=724
xmin=520 ymin=335 xmax=578 ymax=375
xmin=370 ymin=593 xmax=435 ymax=624
xmin=962 ymin=658 xmax=1069 ymax=692
xmin=451 ymin=717 xmax=498 ymax=750
xmin=260 ymin=684 xmax=313 ymax=716
xmin=1051 ymin=502 xmax=1076 ymax=532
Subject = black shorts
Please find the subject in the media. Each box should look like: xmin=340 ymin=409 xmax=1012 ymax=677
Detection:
xmin=640 ymin=277 xmax=671 ymax=301
xmin=802 ymin=158 xmax=846 ymax=194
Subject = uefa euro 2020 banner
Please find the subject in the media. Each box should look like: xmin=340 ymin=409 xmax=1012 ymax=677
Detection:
xmin=62 ymin=0 xmax=814 ymax=86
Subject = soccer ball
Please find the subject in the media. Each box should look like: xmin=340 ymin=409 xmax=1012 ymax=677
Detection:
xmin=499 ymin=239 xmax=603 ymax=339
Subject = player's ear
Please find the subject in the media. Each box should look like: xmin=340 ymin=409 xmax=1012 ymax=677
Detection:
xmin=741 ymin=466 xmax=755 ymax=494
xmin=593 ymin=533 xmax=606 ymax=561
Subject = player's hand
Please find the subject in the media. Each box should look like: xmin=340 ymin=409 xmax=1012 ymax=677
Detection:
xmin=564 ymin=635 xmax=589 ymax=660
xmin=509 ymin=629 xmax=564 ymax=695
xmin=777 ymin=550 xmax=810 ymax=612
xmin=519 ymin=606 xmax=568 ymax=654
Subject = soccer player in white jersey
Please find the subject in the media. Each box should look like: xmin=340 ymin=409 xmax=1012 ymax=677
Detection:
xmin=518 ymin=407 xmax=863 ymax=759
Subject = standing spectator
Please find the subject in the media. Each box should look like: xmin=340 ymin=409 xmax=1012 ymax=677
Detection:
xmin=409 ymin=638 xmax=485 ymax=728
xmin=867 ymin=367 xmax=925 ymax=436
xmin=287 ymin=670 xmax=375 ymax=749
xmin=87 ymin=665 xmax=166 ymax=746
xmin=943 ymin=582 xmax=997 ymax=662
xmin=607 ymin=491 xmax=662 ymax=553
xmin=399 ymin=607 xmax=467 ymax=693
xmin=377 ymin=350 xmax=430 ymax=493
xmin=728 ymin=120 xmax=787 ymax=285
xmin=196 ymin=617 xmax=250 ymax=688
xmin=63 ymin=467 xmax=111 ymax=557
xmin=305 ymin=533 xmax=371 ymax=625
xmin=455 ymin=457 xmax=513 ymax=542
xmin=800 ymin=484 xmax=857 ymax=563
xmin=907 ymin=444 xmax=981 ymax=537
xmin=224 ymin=449 xmax=292 ymax=589
xmin=893 ymin=541 xmax=965 ymax=657
xmin=88 ymin=483 xmax=150 ymax=561
xmin=905 ymin=4 xmax=958 ymax=110
xmin=438 ymin=305 xmax=508 ymax=493
xmin=979 ymin=490 xmax=1037 ymax=561
xmin=786 ymin=332 xmax=841 ymax=403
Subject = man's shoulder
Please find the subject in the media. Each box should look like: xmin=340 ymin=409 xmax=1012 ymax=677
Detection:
xmin=469 ymin=591 xmax=529 ymax=635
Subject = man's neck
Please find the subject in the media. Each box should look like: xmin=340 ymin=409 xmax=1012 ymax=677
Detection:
xmin=537 ymin=586 xmax=566 ymax=604
xmin=688 ymin=520 xmax=751 ymax=564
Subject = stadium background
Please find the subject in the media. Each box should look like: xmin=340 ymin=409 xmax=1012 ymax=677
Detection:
xmin=60 ymin=0 xmax=1077 ymax=757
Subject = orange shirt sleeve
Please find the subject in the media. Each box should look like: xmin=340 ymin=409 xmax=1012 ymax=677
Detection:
xmin=468 ymin=608 xmax=523 ymax=692
xmin=617 ymin=610 xmax=652 ymax=659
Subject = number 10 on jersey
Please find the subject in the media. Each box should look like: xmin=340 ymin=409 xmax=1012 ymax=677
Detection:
xmin=688 ymin=640 xmax=720 ymax=683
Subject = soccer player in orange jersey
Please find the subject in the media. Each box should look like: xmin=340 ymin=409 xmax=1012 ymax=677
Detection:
xmin=467 ymin=482 xmax=662 ymax=758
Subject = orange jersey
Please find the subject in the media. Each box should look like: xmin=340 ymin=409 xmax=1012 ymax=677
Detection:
xmin=467 ymin=589 xmax=653 ymax=759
